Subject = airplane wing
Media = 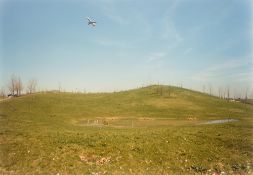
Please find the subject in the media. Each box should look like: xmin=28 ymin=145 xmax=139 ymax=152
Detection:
xmin=86 ymin=17 xmax=91 ymax=22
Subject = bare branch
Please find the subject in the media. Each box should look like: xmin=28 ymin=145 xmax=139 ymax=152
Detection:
xmin=27 ymin=79 xmax=37 ymax=94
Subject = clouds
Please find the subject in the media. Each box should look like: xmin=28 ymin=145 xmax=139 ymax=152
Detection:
xmin=102 ymin=6 xmax=129 ymax=26
xmin=94 ymin=37 xmax=126 ymax=47
xmin=191 ymin=59 xmax=252 ymax=84
xmin=187 ymin=58 xmax=253 ymax=97
xmin=147 ymin=52 xmax=167 ymax=62
xmin=161 ymin=20 xmax=183 ymax=43
xmin=159 ymin=0 xmax=184 ymax=53
xmin=183 ymin=47 xmax=193 ymax=55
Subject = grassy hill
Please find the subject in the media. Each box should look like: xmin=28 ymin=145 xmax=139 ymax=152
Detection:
xmin=0 ymin=85 xmax=252 ymax=174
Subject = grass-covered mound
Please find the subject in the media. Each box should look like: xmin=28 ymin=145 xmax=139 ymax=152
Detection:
xmin=0 ymin=85 xmax=252 ymax=174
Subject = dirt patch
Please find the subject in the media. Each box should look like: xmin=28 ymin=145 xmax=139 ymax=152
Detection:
xmin=79 ymin=153 xmax=111 ymax=166
xmin=75 ymin=117 xmax=199 ymax=128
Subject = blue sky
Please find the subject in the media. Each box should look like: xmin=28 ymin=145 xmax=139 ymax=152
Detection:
xmin=1 ymin=0 xmax=252 ymax=97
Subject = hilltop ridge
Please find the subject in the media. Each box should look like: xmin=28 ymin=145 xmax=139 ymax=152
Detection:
xmin=1 ymin=85 xmax=250 ymax=121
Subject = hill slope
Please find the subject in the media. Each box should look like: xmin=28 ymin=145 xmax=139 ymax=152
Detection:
xmin=0 ymin=85 xmax=252 ymax=174
xmin=1 ymin=85 xmax=250 ymax=120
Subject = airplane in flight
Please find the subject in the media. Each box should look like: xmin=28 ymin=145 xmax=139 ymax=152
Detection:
xmin=86 ymin=17 xmax=96 ymax=27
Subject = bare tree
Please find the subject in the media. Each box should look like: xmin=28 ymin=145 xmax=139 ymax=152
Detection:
xmin=202 ymin=85 xmax=206 ymax=93
xmin=27 ymin=79 xmax=37 ymax=94
xmin=14 ymin=77 xmax=23 ymax=96
xmin=209 ymin=84 xmax=212 ymax=95
xmin=18 ymin=77 xmax=24 ymax=95
xmin=233 ymin=88 xmax=237 ymax=100
xmin=226 ymin=86 xmax=230 ymax=100
xmin=0 ymin=87 xmax=6 ymax=98
xmin=223 ymin=89 xmax=226 ymax=99
xmin=218 ymin=87 xmax=222 ymax=99
xmin=245 ymin=87 xmax=248 ymax=100
xmin=168 ymin=86 xmax=171 ymax=97
xmin=8 ymin=74 xmax=16 ymax=95
xmin=7 ymin=75 xmax=22 ymax=96
xmin=58 ymin=82 xmax=61 ymax=92
xmin=156 ymin=85 xmax=163 ymax=96
xmin=160 ymin=86 xmax=163 ymax=96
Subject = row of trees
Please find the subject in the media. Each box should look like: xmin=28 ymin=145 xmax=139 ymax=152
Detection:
xmin=202 ymin=84 xmax=248 ymax=100
xmin=1 ymin=75 xmax=37 ymax=98
xmin=8 ymin=75 xmax=23 ymax=96
xmin=152 ymin=83 xmax=249 ymax=100
xmin=1 ymin=77 xmax=250 ymax=100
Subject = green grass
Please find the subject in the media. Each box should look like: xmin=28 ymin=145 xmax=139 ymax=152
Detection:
xmin=0 ymin=85 xmax=252 ymax=174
